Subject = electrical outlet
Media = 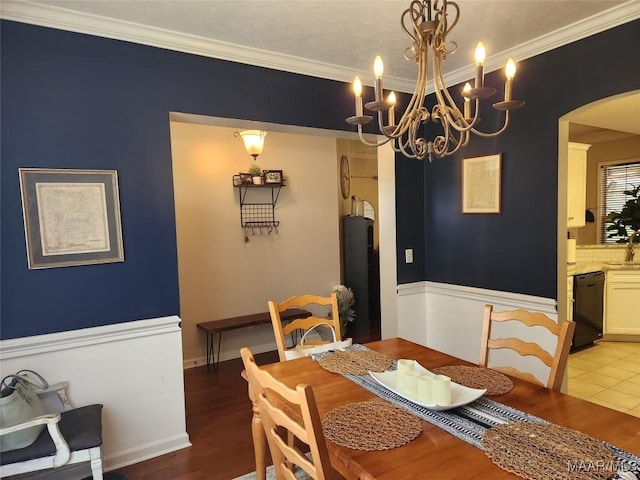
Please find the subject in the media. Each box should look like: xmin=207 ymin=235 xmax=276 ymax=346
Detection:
xmin=405 ymin=249 xmax=413 ymax=264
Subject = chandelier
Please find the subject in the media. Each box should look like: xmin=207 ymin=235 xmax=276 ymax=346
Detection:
xmin=346 ymin=0 xmax=524 ymax=161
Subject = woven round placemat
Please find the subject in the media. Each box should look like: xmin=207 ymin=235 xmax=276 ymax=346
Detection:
xmin=322 ymin=400 xmax=422 ymax=451
xmin=482 ymin=422 xmax=617 ymax=480
xmin=431 ymin=365 xmax=513 ymax=395
xmin=318 ymin=350 xmax=393 ymax=375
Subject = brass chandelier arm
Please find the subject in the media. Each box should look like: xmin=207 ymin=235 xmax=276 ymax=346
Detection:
xmin=431 ymin=50 xmax=479 ymax=134
xmin=471 ymin=110 xmax=512 ymax=137
xmin=356 ymin=125 xmax=392 ymax=148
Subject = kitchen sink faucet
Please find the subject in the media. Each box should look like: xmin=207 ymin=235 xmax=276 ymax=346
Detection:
xmin=627 ymin=230 xmax=639 ymax=262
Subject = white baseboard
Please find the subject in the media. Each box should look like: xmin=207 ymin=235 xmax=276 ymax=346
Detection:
xmin=183 ymin=339 xmax=278 ymax=369
xmin=105 ymin=433 xmax=192 ymax=471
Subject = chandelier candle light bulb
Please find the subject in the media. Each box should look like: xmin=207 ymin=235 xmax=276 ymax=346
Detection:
xmin=504 ymin=59 xmax=516 ymax=102
xmin=474 ymin=42 xmax=486 ymax=88
xmin=373 ymin=55 xmax=384 ymax=101
xmin=353 ymin=76 xmax=363 ymax=116
xmin=462 ymin=82 xmax=472 ymax=119
xmin=387 ymin=91 xmax=396 ymax=125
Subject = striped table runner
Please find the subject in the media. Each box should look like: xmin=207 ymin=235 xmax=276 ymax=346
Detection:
xmin=313 ymin=345 xmax=640 ymax=479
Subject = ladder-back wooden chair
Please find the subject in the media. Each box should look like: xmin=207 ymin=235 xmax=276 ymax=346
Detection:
xmin=268 ymin=293 xmax=342 ymax=362
xmin=479 ymin=304 xmax=576 ymax=391
xmin=241 ymin=347 xmax=341 ymax=480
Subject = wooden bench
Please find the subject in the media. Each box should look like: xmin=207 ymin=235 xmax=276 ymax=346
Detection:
xmin=197 ymin=308 xmax=311 ymax=371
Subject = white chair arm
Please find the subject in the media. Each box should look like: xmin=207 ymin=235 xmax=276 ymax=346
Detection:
xmin=0 ymin=413 xmax=60 ymax=436
xmin=0 ymin=413 xmax=71 ymax=467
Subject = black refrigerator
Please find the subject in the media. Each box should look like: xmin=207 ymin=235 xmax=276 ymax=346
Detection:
xmin=343 ymin=216 xmax=379 ymax=336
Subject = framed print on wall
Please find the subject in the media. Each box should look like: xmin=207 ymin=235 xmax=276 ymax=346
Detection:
xmin=263 ymin=169 xmax=283 ymax=184
xmin=462 ymin=153 xmax=502 ymax=214
xmin=19 ymin=168 xmax=125 ymax=269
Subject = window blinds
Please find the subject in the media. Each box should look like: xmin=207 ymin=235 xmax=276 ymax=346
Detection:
xmin=599 ymin=161 xmax=640 ymax=243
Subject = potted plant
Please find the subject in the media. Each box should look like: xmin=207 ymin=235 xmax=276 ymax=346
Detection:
xmin=606 ymin=185 xmax=640 ymax=243
xmin=332 ymin=284 xmax=355 ymax=337
xmin=248 ymin=163 xmax=262 ymax=184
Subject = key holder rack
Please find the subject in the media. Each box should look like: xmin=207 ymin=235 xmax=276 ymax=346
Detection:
xmin=232 ymin=175 xmax=285 ymax=242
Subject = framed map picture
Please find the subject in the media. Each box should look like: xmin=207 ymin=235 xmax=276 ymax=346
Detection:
xmin=19 ymin=168 xmax=124 ymax=269
xmin=462 ymin=154 xmax=502 ymax=214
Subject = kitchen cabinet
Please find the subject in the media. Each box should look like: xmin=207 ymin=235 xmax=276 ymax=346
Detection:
xmin=567 ymin=142 xmax=590 ymax=228
xmin=604 ymin=270 xmax=640 ymax=335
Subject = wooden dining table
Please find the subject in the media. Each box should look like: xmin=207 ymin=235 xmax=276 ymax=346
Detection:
xmin=257 ymin=337 xmax=640 ymax=480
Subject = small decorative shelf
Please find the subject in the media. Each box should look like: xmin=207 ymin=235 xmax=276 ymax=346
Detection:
xmin=232 ymin=175 xmax=286 ymax=234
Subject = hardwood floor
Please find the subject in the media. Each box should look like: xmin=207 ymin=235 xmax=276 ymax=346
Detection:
xmin=117 ymin=326 xmax=380 ymax=480
xmin=117 ymin=350 xmax=279 ymax=480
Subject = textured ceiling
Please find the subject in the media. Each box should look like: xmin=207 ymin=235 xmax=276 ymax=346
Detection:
xmin=15 ymin=0 xmax=632 ymax=85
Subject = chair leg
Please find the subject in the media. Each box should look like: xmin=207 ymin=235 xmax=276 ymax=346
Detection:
xmin=248 ymin=383 xmax=267 ymax=480
xmin=89 ymin=446 xmax=104 ymax=480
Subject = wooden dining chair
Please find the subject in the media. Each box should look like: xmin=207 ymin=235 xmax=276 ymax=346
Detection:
xmin=240 ymin=347 xmax=340 ymax=480
xmin=479 ymin=304 xmax=576 ymax=391
xmin=268 ymin=293 xmax=342 ymax=362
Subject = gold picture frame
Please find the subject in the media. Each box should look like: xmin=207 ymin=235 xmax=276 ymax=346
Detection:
xmin=19 ymin=168 xmax=124 ymax=269
xmin=462 ymin=153 xmax=502 ymax=214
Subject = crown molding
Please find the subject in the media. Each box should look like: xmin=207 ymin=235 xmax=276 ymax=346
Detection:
xmin=1 ymin=0 xmax=638 ymax=94
xmin=0 ymin=0 xmax=416 ymax=89
xmin=444 ymin=1 xmax=640 ymax=89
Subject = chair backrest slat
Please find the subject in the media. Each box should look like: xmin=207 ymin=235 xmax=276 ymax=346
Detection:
xmin=479 ymin=304 xmax=576 ymax=391
xmin=268 ymin=293 xmax=341 ymax=362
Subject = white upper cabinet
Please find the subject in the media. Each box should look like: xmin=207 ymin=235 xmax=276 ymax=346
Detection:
xmin=567 ymin=142 xmax=591 ymax=228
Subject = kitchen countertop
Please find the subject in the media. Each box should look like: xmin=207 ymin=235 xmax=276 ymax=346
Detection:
xmin=567 ymin=262 xmax=640 ymax=276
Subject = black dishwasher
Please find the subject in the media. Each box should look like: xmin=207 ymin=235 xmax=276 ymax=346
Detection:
xmin=571 ymin=271 xmax=605 ymax=352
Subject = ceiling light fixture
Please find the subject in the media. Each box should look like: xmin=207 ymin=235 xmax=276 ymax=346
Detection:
xmin=346 ymin=0 xmax=524 ymax=162
xmin=236 ymin=130 xmax=267 ymax=160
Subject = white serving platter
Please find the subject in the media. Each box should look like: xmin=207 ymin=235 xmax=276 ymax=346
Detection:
xmin=369 ymin=360 xmax=486 ymax=411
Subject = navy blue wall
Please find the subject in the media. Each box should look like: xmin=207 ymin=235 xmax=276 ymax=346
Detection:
xmin=2 ymin=19 xmax=639 ymax=339
xmin=0 ymin=21 xmax=355 ymax=339
xmin=396 ymin=20 xmax=640 ymax=298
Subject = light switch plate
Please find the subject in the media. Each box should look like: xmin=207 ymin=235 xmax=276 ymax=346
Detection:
xmin=405 ymin=249 xmax=413 ymax=264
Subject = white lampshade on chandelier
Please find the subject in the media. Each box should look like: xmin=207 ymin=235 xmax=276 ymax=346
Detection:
xmin=346 ymin=0 xmax=524 ymax=162
xmin=236 ymin=130 xmax=267 ymax=160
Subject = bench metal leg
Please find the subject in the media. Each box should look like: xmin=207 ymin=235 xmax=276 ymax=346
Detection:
xmin=206 ymin=331 xmax=223 ymax=372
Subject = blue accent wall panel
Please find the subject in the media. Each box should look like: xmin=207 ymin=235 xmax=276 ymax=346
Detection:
xmin=396 ymin=20 xmax=640 ymax=298
xmin=1 ymin=21 xmax=355 ymax=339
xmin=395 ymin=154 xmax=426 ymax=283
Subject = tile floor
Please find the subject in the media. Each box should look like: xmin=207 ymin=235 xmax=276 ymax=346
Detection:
xmin=567 ymin=341 xmax=640 ymax=418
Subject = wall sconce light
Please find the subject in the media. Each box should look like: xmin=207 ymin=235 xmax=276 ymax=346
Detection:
xmin=235 ymin=130 xmax=267 ymax=161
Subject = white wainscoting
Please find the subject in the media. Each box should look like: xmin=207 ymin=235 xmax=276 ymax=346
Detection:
xmin=397 ymin=281 xmax=558 ymax=385
xmin=0 ymin=316 xmax=191 ymax=473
